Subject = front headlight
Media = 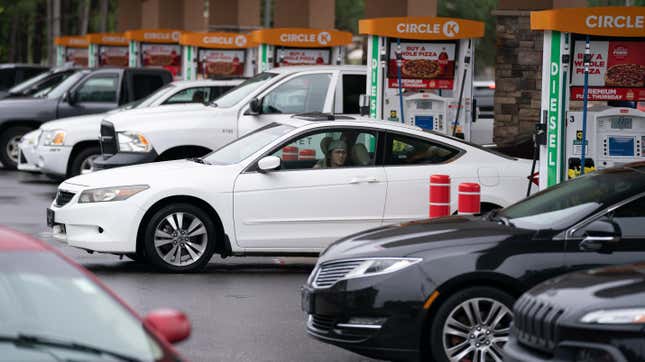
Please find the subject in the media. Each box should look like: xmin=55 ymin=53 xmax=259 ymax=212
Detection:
xmin=580 ymin=308 xmax=645 ymax=324
xmin=78 ymin=185 xmax=149 ymax=203
xmin=344 ymin=258 xmax=422 ymax=280
xmin=42 ymin=130 xmax=66 ymax=146
xmin=117 ymin=131 xmax=151 ymax=152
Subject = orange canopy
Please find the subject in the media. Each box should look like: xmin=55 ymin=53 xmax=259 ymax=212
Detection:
xmin=86 ymin=33 xmax=128 ymax=46
xmin=531 ymin=7 xmax=645 ymax=37
xmin=54 ymin=36 xmax=89 ymax=48
xmin=359 ymin=17 xmax=485 ymax=40
xmin=125 ymin=29 xmax=182 ymax=43
xmin=251 ymin=28 xmax=353 ymax=48
xmin=180 ymin=32 xmax=257 ymax=49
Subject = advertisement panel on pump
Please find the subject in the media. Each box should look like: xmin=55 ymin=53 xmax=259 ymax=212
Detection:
xmin=275 ymin=48 xmax=330 ymax=67
xmin=387 ymin=42 xmax=456 ymax=89
xmin=198 ymin=49 xmax=245 ymax=77
xmin=571 ymin=39 xmax=645 ymax=101
xmin=99 ymin=46 xmax=129 ymax=66
xmin=65 ymin=48 xmax=88 ymax=66
xmin=141 ymin=44 xmax=182 ymax=77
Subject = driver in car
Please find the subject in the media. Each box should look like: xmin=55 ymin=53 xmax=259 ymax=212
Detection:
xmin=314 ymin=139 xmax=348 ymax=168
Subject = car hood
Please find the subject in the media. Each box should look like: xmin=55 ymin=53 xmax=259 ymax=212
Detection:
xmin=62 ymin=159 xmax=215 ymax=188
xmin=106 ymin=103 xmax=213 ymax=130
xmin=319 ymin=216 xmax=530 ymax=263
xmin=525 ymin=263 xmax=645 ymax=321
xmin=41 ymin=113 xmax=105 ymax=131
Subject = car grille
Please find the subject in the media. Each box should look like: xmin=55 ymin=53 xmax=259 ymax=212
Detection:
xmin=55 ymin=190 xmax=75 ymax=207
xmin=100 ymin=120 xmax=117 ymax=156
xmin=512 ymin=294 xmax=565 ymax=353
xmin=312 ymin=260 xmax=363 ymax=288
xmin=308 ymin=315 xmax=335 ymax=333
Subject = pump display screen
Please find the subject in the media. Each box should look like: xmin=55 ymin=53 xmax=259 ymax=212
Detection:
xmin=610 ymin=117 xmax=632 ymax=130
xmin=387 ymin=42 xmax=456 ymax=89
xmin=608 ymin=136 xmax=635 ymax=157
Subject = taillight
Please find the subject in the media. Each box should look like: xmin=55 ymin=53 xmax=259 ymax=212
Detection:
xmin=527 ymin=172 xmax=539 ymax=186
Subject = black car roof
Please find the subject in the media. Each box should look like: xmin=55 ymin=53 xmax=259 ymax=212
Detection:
xmin=624 ymin=161 xmax=645 ymax=174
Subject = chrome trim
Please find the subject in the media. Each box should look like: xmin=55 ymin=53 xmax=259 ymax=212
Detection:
xmin=565 ymin=191 xmax=645 ymax=240
xmin=335 ymin=323 xmax=382 ymax=330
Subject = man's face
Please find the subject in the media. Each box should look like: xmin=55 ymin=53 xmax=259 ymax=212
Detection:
xmin=330 ymin=149 xmax=347 ymax=167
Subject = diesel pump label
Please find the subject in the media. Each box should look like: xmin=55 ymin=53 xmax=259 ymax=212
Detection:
xmin=387 ymin=42 xmax=456 ymax=89
xmin=571 ymin=40 xmax=645 ymax=101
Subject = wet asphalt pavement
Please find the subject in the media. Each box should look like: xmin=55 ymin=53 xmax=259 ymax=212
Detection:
xmin=0 ymin=169 xmax=379 ymax=362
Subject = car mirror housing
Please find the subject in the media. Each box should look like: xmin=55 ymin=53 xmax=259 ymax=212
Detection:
xmin=578 ymin=218 xmax=621 ymax=253
xmin=65 ymin=91 xmax=77 ymax=105
xmin=257 ymin=155 xmax=281 ymax=172
xmin=246 ymin=98 xmax=262 ymax=115
xmin=144 ymin=309 xmax=191 ymax=344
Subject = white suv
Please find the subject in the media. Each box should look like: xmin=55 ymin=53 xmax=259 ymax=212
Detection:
xmin=95 ymin=66 xmax=366 ymax=170
xmin=49 ymin=114 xmax=533 ymax=272
xmin=18 ymin=79 xmax=242 ymax=178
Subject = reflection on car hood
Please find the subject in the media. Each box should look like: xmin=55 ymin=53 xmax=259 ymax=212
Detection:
xmin=41 ymin=113 xmax=105 ymax=131
xmin=526 ymin=263 xmax=645 ymax=319
xmin=106 ymin=103 xmax=211 ymax=128
xmin=319 ymin=216 xmax=526 ymax=262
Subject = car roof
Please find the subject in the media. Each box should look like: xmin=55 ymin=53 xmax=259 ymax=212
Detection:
xmin=0 ymin=227 xmax=48 ymax=251
xmin=170 ymin=79 xmax=245 ymax=87
xmin=266 ymin=65 xmax=366 ymax=75
xmin=282 ymin=114 xmax=423 ymax=132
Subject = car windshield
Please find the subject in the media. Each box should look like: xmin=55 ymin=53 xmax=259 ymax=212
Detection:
xmin=498 ymin=168 xmax=645 ymax=230
xmin=8 ymin=71 xmax=52 ymax=94
xmin=35 ymin=71 xmax=86 ymax=99
xmin=0 ymin=252 xmax=163 ymax=361
xmin=203 ymin=123 xmax=294 ymax=165
xmin=213 ymin=72 xmax=278 ymax=108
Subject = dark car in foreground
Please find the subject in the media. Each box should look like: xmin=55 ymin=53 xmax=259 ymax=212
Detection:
xmin=0 ymin=226 xmax=190 ymax=361
xmin=302 ymin=162 xmax=645 ymax=362
xmin=0 ymin=67 xmax=172 ymax=169
xmin=505 ymin=263 xmax=645 ymax=362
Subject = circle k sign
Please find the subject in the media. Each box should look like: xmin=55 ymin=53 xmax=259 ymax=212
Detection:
xmin=359 ymin=17 xmax=485 ymax=40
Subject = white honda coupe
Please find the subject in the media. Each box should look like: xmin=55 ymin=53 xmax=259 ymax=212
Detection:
xmin=49 ymin=114 xmax=534 ymax=272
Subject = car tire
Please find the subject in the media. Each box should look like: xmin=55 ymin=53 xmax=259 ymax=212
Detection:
xmin=69 ymin=146 xmax=101 ymax=177
xmin=143 ymin=203 xmax=216 ymax=273
xmin=0 ymin=126 xmax=33 ymax=170
xmin=429 ymin=286 xmax=515 ymax=362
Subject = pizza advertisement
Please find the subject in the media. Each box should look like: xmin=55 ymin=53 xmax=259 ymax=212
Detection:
xmin=141 ymin=43 xmax=182 ymax=77
xmin=98 ymin=46 xmax=129 ymax=67
xmin=571 ymin=40 xmax=645 ymax=101
xmin=387 ymin=42 xmax=456 ymax=89
xmin=274 ymin=48 xmax=330 ymax=67
xmin=197 ymin=49 xmax=245 ymax=78
xmin=65 ymin=48 xmax=88 ymax=67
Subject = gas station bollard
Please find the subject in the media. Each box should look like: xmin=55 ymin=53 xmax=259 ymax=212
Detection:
xmin=429 ymin=174 xmax=450 ymax=219
xmin=458 ymin=183 xmax=481 ymax=215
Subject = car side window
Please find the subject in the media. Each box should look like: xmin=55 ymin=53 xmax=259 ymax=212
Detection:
xmin=341 ymin=74 xmax=366 ymax=114
xmin=163 ymin=87 xmax=211 ymax=105
xmin=385 ymin=133 xmax=459 ymax=165
xmin=75 ymin=74 xmax=118 ymax=103
xmin=261 ymin=73 xmax=332 ymax=114
xmin=608 ymin=196 xmax=645 ymax=238
xmin=269 ymin=129 xmax=378 ymax=171
xmin=0 ymin=69 xmax=17 ymax=89
xmin=209 ymin=85 xmax=235 ymax=102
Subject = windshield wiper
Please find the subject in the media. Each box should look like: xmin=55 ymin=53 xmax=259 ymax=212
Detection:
xmin=0 ymin=333 xmax=143 ymax=362
xmin=486 ymin=209 xmax=515 ymax=228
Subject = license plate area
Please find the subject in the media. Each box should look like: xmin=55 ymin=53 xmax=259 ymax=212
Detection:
xmin=301 ymin=288 xmax=315 ymax=313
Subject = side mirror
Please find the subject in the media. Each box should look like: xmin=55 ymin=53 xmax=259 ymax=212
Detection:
xmin=246 ymin=98 xmax=262 ymax=115
xmin=65 ymin=91 xmax=77 ymax=105
xmin=359 ymin=94 xmax=370 ymax=116
xmin=578 ymin=219 xmax=621 ymax=253
xmin=257 ymin=155 xmax=281 ymax=172
xmin=144 ymin=309 xmax=191 ymax=344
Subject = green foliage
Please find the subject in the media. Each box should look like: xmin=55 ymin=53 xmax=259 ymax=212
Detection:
xmin=438 ymin=0 xmax=497 ymax=77
xmin=336 ymin=0 xmax=364 ymax=34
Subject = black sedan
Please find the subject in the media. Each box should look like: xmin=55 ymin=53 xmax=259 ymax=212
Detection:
xmin=505 ymin=262 xmax=645 ymax=362
xmin=301 ymin=162 xmax=645 ymax=362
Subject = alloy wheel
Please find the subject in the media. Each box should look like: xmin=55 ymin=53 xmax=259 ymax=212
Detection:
xmin=6 ymin=135 xmax=22 ymax=164
xmin=79 ymin=154 xmax=100 ymax=174
xmin=442 ymin=297 xmax=512 ymax=362
xmin=153 ymin=212 xmax=208 ymax=267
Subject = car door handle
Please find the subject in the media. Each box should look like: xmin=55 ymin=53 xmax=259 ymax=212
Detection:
xmin=365 ymin=177 xmax=378 ymax=183
xmin=349 ymin=177 xmax=379 ymax=184
xmin=349 ymin=177 xmax=362 ymax=184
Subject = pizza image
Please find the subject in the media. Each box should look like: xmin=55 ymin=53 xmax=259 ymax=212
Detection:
xmin=605 ymin=64 xmax=645 ymax=87
xmin=401 ymin=59 xmax=441 ymax=79
xmin=206 ymin=62 xmax=236 ymax=75
xmin=103 ymin=55 xmax=128 ymax=67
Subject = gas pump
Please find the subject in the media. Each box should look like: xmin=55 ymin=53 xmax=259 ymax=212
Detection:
xmin=250 ymin=28 xmax=353 ymax=73
xmin=359 ymin=17 xmax=484 ymax=139
xmin=125 ymin=29 xmax=183 ymax=79
xmin=180 ymin=32 xmax=257 ymax=80
xmin=54 ymin=36 xmax=89 ymax=67
xmin=86 ymin=33 xmax=129 ymax=68
xmin=531 ymin=7 xmax=645 ymax=190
